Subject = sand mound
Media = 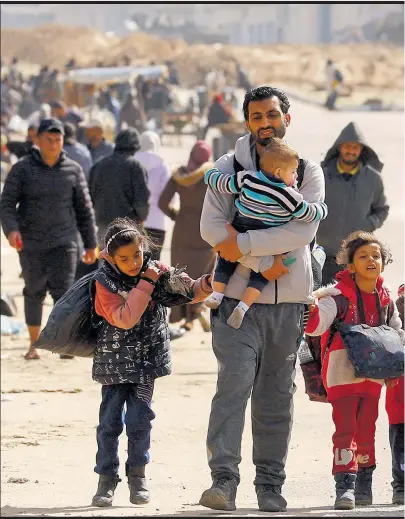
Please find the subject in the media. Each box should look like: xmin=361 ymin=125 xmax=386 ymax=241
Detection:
xmin=1 ymin=24 xmax=403 ymax=91
xmin=0 ymin=24 xmax=118 ymax=69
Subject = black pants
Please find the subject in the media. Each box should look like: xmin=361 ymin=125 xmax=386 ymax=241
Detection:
xmin=95 ymin=382 xmax=155 ymax=476
xmin=214 ymin=256 xmax=267 ymax=292
xmin=19 ymin=244 xmax=78 ymax=326
xmin=145 ymin=228 xmax=166 ymax=262
xmin=390 ymin=423 xmax=404 ymax=490
xmin=214 ymin=213 xmax=270 ymax=293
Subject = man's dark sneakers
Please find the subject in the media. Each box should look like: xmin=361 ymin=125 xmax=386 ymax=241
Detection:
xmin=334 ymin=473 xmax=356 ymax=510
xmin=199 ymin=476 xmax=237 ymax=511
xmin=256 ymin=485 xmax=287 ymax=512
xmin=127 ymin=466 xmax=150 ymax=504
xmin=91 ymin=474 xmax=121 ymax=507
xmin=355 ymin=465 xmax=375 ymax=506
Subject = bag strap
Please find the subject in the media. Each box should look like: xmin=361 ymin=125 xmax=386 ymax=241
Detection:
xmin=354 ymin=283 xmax=385 ymax=325
xmin=233 ymin=154 xmax=244 ymax=173
xmin=297 ymin=158 xmax=308 ymax=189
xmin=323 ymin=295 xmax=350 ymax=362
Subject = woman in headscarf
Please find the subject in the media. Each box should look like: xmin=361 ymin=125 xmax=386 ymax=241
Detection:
xmin=159 ymin=140 xmax=215 ymax=332
xmin=135 ymin=131 xmax=170 ymax=261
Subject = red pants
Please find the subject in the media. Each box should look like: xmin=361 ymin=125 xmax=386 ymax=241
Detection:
xmin=331 ymin=393 xmax=379 ymax=474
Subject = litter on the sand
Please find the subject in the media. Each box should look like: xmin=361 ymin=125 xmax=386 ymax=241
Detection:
xmin=1 ymin=315 xmax=25 ymax=336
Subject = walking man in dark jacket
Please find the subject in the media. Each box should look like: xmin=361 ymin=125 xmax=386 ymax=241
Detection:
xmin=89 ymin=127 xmax=150 ymax=245
xmin=0 ymin=118 xmax=98 ymax=360
xmin=318 ymin=121 xmax=389 ymax=284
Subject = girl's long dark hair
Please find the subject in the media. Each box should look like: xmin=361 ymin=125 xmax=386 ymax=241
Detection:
xmin=104 ymin=217 xmax=156 ymax=257
xmin=336 ymin=230 xmax=393 ymax=266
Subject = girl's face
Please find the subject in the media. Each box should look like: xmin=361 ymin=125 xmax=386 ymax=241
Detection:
xmin=349 ymin=243 xmax=384 ymax=281
xmin=112 ymin=241 xmax=144 ymax=277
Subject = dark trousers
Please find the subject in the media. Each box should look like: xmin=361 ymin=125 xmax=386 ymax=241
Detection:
xmin=213 ymin=212 xmax=270 ymax=293
xmin=145 ymin=228 xmax=166 ymax=262
xmin=390 ymin=423 xmax=404 ymax=490
xmin=214 ymin=256 xmax=267 ymax=292
xmin=19 ymin=244 xmax=78 ymax=326
xmin=95 ymin=382 xmax=155 ymax=476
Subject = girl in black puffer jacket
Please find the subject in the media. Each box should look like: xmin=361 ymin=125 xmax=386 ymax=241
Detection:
xmin=91 ymin=217 xmax=212 ymax=508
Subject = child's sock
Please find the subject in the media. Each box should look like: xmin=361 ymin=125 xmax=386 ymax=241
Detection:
xmin=227 ymin=301 xmax=250 ymax=329
xmin=205 ymin=291 xmax=224 ymax=309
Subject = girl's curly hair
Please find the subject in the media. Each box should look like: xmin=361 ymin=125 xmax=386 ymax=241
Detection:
xmin=336 ymin=230 xmax=393 ymax=266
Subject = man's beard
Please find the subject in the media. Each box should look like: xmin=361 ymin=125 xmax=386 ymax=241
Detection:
xmin=341 ymin=155 xmax=359 ymax=166
xmin=253 ymin=125 xmax=286 ymax=146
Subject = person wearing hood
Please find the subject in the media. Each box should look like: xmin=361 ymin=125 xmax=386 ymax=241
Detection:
xmin=119 ymin=91 xmax=146 ymax=134
xmin=88 ymin=127 xmax=150 ymax=247
xmin=318 ymin=121 xmax=388 ymax=285
xmin=0 ymin=118 xmax=98 ymax=360
xmin=158 ymin=140 xmax=216 ymax=332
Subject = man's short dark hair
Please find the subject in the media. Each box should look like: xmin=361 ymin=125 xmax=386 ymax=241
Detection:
xmin=243 ymin=86 xmax=290 ymax=121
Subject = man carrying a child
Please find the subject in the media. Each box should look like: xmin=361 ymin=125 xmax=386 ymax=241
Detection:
xmin=199 ymin=86 xmax=326 ymax=512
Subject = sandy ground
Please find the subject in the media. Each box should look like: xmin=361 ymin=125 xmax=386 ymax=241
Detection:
xmin=1 ymin=99 xmax=404 ymax=517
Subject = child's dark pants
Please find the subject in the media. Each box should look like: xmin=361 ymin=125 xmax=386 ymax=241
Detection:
xmin=214 ymin=257 xmax=267 ymax=292
xmin=213 ymin=213 xmax=270 ymax=293
xmin=95 ymin=382 xmax=155 ymax=476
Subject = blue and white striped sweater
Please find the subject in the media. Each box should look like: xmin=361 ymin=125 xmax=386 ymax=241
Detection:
xmin=205 ymin=167 xmax=328 ymax=226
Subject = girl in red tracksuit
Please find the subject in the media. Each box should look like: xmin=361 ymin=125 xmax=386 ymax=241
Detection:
xmin=306 ymin=231 xmax=404 ymax=510
xmin=385 ymin=284 xmax=404 ymax=505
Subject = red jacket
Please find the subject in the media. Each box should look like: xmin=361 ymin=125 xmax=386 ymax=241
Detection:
xmin=306 ymin=270 xmax=404 ymax=402
xmin=385 ymin=293 xmax=404 ymax=425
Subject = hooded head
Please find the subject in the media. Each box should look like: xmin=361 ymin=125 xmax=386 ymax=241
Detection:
xmin=321 ymin=121 xmax=383 ymax=173
xmin=140 ymin=131 xmax=161 ymax=154
xmin=186 ymin=140 xmax=212 ymax=172
xmin=115 ymin=128 xmax=140 ymax=153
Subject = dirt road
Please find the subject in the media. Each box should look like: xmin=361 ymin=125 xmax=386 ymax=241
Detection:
xmin=1 ymin=100 xmax=403 ymax=517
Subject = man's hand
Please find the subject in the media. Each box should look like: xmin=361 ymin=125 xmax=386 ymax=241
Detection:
xmin=213 ymin=223 xmax=243 ymax=262
xmin=82 ymin=248 xmax=98 ymax=265
xmin=8 ymin=231 xmax=23 ymax=251
xmin=261 ymin=254 xmax=290 ymax=281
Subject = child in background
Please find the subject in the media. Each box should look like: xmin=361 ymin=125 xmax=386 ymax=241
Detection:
xmin=90 ymin=217 xmax=212 ymax=507
xmin=306 ymin=231 xmax=404 ymax=510
xmin=385 ymin=283 xmax=404 ymax=505
xmin=204 ymin=137 xmax=328 ymax=329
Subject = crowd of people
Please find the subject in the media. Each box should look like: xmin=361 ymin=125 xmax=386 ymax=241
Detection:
xmin=0 ymin=55 xmax=403 ymax=515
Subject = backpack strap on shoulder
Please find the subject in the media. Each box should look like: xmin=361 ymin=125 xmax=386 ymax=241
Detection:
xmin=233 ymin=154 xmax=244 ymax=173
xmin=297 ymin=158 xmax=308 ymax=189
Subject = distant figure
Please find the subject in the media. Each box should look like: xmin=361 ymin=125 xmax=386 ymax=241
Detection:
xmin=83 ymin=119 xmax=114 ymax=165
xmin=202 ymin=94 xmax=232 ymax=139
xmin=325 ymin=59 xmax=344 ymax=111
xmin=63 ymin=122 xmax=93 ymax=181
xmin=119 ymin=91 xmax=146 ymax=133
xmin=236 ymin=63 xmax=252 ymax=91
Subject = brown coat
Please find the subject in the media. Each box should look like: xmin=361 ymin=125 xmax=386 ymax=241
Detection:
xmin=159 ymin=162 xmax=216 ymax=323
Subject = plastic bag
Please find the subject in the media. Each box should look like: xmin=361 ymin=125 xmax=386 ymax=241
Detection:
xmin=34 ymin=273 xmax=101 ymax=358
xmin=153 ymin=268 xmax=194 ymax=308
xmin=1 ymin=315 xmax=25 ymax=336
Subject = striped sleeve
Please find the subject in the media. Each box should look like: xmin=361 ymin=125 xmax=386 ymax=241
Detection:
xmin=204 ymin=167 xmax=241 ymax=194
xmin=291 ymin=200 xmax=328 ymax=222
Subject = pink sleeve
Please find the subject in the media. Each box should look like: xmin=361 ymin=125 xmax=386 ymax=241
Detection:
xmin=95 ymin=280 xmax=154 ymax=329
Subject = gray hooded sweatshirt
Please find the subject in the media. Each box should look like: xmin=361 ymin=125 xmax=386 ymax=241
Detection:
xmin=200 ymin=134 xmax=325 ymax=305
xmin=317 ymin=122 xmax=389 ymax=257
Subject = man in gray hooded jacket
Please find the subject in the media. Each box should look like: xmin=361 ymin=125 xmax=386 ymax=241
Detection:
xmin=318 ymin=121 xmax=389 ymax=285
xmin=199 ymin=86 xmax=325 ymax=512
